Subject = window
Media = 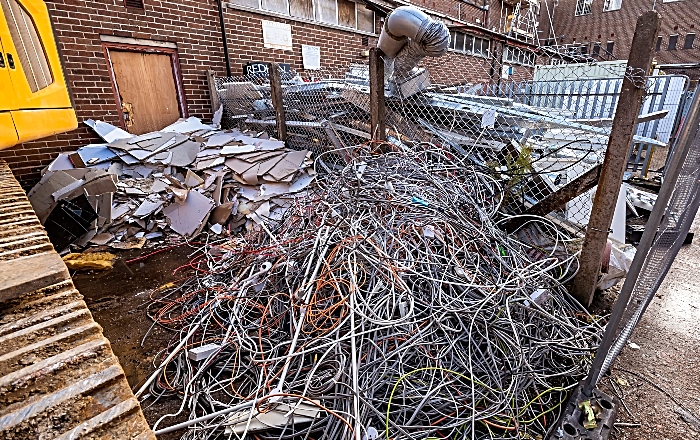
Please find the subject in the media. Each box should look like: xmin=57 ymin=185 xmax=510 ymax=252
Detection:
xmin=580 ymin=44 xmax=588 ymax=54
xmin=575 ymin=0 xmax=592 ymax=16
xmin=656 ymin=36 xmax=663 ymax=51
xmin=449 ymin=31 xmax=491 ymax=57
xmin=603 ymin=0 xmax=621 ymax=11
xmin=1 ymin=0 xmax=53 ymax=92
xmin=230 ymin=0 xmax=376 ymax=32
xmin=606 ymin=41 xmax=614 ymax=55
xmin=684 ymin=33 xmax=695 ymax=49
xmin=503 ymin=46 xmax=537 ymax=66
xmin=592 ymin=42 xmax=601 ymax=56
xmin=124 ymin=0 xmax=144 ymax=8
xmin=668 ymin=34 xmax=678 ymax=50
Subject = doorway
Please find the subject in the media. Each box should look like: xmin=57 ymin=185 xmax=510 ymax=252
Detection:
xmin=103 ymin=42 xmax=187 ymax=134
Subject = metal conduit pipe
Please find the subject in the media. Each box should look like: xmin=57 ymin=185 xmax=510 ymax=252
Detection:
xmin=377 ymin=6 xmax=450 ymax=79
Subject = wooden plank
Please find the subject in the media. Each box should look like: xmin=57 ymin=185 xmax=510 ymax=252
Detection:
xmin=369 ymin=47 xmax=386 ymax=144
xmin=0 ymin=252 xmax=69 ymax=303
xmin=571 ymin=11 xmax=660 ymax=307
xmin=503 ymin=164 xmax=603 ymax=233
xmin=268 ymin=62 xmax=287 ymax=142
xmin=338 ymin=0 xmax=357 ymax=28
xmin=110 ymin=51 xmax=181 ymax=134
xmin=207 ymin=70 xmax=221 ymax=116
xmin=290 ymin=0 xmax=314 ymax=19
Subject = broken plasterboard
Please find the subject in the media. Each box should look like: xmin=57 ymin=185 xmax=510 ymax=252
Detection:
xmin=224 ymin=400 xmax=323 ymax=434
xmin=84 ymin=119 xmax=132 ymax=142
xmin=163 ymin=190 xmax=215 ymax=236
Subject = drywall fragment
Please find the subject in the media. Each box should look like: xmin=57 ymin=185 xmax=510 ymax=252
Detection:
xmin=89 ymin=233 xmax=114 ymax=246
xmin=210 ymin=202 xmax=235 ymax=224
xmin=170 ymin=141 xmax=201 ymax=167
xmin=220 ymin=144 xmax=256 ymax=155
xmin=163 ymin=190 xmax=215 ymax=236
xmin=85 ymin=119 xmax=132 ymax=142
xmin=127 ymin=132 xmax=162 ymax=144
xmin=185 ymin=170 xmax=205 ymax=188
xmin=207 ymin=133 xmax=238 ymax=147
xmin=162 ymin=117 xmax=215 ymax=133
xmin=134 ymin=199 xmax=164 ymax=218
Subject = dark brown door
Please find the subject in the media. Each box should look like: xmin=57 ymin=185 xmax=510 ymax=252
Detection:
xmin=109 ymin=50 xmax=181 ymax=134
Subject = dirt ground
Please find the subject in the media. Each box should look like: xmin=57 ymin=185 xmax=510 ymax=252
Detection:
xmin=71 ymin=221 xmax=700 ymax=439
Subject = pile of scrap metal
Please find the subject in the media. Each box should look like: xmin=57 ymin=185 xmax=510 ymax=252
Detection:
xmin=28 ymin=117 xmax=315 ymax=252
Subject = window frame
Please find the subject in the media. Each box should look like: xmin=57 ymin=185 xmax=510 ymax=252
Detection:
xmin=502 ymin=45 xmax=536 ymax=67
xmin=684 ymin=33 xmax=695 ymax=49
xmin=603 ymin=0 xmax=621 ymax=11
xmin=575 ymin=0 xmax=592 ymax=16
xmin=668 ymin=34 xmax=678 ymax=50
xmin=228 ymin=0 xmax=376 ymax=34
xmin=448 ymin=30 xmax=491 ymax=59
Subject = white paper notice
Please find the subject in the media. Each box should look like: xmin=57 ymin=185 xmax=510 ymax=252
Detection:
xmin=481 ymin=110 xmax=497 ymax=128
xmin=262 ymin=20 xmax=293 ymax=51
xmin=302 ymin=45 xmax=320 ymax=70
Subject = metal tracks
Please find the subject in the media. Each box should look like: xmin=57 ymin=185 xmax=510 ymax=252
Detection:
xmin=0 ymin=160 xmax=155 ymax=440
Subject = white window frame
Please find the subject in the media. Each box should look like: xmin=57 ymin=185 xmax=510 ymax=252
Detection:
xmin=502 ymin=46 xmax=536 ymax=67
xmin=448 ymin=31 xmax=491 ymax=59
xmin=575 ymin=0 xmax=592 ymax=16
xmin=603 ymin=0 xmax=621 ymax=11
xmin=229 ymin=0 xmax=375 ymax=33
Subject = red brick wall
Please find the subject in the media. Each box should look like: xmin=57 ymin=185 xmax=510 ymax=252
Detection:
xmin=540 ymin=0 xmax=700 ymax=64
xmin=1 ymin=0 xmax=376 ymax=188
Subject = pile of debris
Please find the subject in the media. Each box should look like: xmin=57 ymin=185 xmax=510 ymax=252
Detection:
xmin=140 ymin=146 xmax=603 ymax=440
xmin=28 ymin=117 xmax=315 ymax=252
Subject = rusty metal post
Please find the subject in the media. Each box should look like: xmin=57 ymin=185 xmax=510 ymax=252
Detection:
xmin=268 ymin=62 xmax=287 ymax=142
xmin=570 ymin=11 xmax=660 ymax=307
xmin=369 ymin=48 xmax=386 ymax=142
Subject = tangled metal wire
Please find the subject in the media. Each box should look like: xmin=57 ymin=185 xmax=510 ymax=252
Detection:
xmin=141 ymin=144 xmax=603 ymax=440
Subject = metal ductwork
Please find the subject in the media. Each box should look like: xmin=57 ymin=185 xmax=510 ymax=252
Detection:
xmin=378 ymin=6 xmax=450 ymax=84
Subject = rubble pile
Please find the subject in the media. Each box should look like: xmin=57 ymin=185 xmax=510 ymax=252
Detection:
xmin=28 ymin=117 xmax=315 ymax=251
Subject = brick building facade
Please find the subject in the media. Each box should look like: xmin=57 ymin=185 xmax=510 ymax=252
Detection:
xmin=539 ymin=0 xmax=700 ymax=69
xmin=3 ymin=0 xmax=540 ymax=188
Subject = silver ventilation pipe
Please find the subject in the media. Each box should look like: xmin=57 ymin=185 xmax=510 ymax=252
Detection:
xmin=377 ymin=6 xmax=450 ymax=80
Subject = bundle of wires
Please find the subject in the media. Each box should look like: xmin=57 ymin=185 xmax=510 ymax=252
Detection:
xmin=141 ymin=144 xmax=603 ymax=440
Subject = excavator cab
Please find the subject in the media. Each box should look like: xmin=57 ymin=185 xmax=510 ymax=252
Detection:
xmin=0 ymin=0 xmax=76 ymax=149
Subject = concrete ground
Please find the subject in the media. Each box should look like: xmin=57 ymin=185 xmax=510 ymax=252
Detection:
xmin=598 ymin=216 xmax=700 ymax=439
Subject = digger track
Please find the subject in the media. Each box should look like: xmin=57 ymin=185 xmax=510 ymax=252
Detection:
xmin=0 ymin=160 xmax=155 ymax=440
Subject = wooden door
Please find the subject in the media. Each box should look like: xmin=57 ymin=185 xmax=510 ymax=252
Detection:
xmin=109 ymin=50 xmax=182 ymax=134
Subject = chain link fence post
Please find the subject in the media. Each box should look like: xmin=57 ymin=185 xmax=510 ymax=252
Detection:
xmin=570 ymin=11 xmax=661 ymax=307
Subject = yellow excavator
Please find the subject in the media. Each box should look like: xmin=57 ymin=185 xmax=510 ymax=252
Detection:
xmin=0 ymin=0 xmax=76 ymax=149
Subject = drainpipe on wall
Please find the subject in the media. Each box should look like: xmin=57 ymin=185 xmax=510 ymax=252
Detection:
xmin=217 ymin=0 xmax=232 ymax=77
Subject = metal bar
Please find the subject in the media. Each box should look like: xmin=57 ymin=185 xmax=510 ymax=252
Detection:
xmin=581 ymin=73 xmax=700 ymax=397
xmin=503 ymin=164 xmax=602 ymax=232
xmin=268 ymin=62 xmax=287 ymax=142
xmin=369 ymin=47 xmax=386 ymax=143
xmin=570 ymin=11 xmax=661 ymax=307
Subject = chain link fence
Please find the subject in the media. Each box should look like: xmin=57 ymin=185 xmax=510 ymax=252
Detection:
xmin=214 ymin=45 xmax=690 ymax=236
